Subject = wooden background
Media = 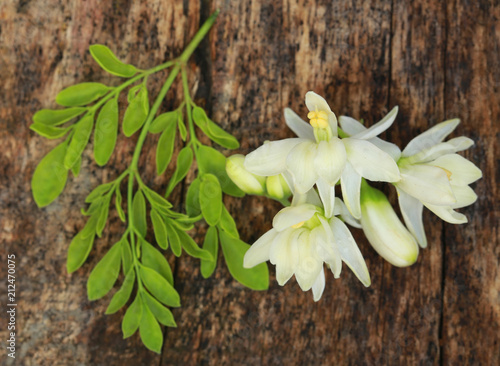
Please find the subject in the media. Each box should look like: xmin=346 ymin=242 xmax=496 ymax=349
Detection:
xmin=0 ymin=0 xmax=498 ymax=365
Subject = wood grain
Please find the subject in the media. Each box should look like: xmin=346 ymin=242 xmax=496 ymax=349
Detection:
xmin=0 ymin=0 xmax=498 ymax=365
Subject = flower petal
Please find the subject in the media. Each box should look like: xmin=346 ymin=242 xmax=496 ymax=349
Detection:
xmin=397 ymin=187 xmax=427 ymax=248
xmin=397 ymin=164 xmax=456 ymax=205
xmin=339 ymin=116 xmax=364 ymax=136
xmin=314 ymin=137 xmax=347 ymax=185
xmin=317 ymin=178 xmax=336 ymax=219
xmin=284 ymin=108 xmax=315 ymax=140
xmin=244 ymin=138 xmax=304 ymax=176
xmin=431 ymin=153 xmax=482 ymax=186
xmin=272 ymin=204 xmax=318 ymax=232
xmin=402 ymin=119 xmax=460 ymax=157
xmin=269 ymin=229 xmax=300 ymax=285
xmin=344 ymin=138 xmax=401 ymax=182
xmin=304 ymin=91 xmax=338 ymax=132
xmin=408 ymin=137 xmax=475 ymax=164
xmin=352 ymin=106 xmax=399 ymax=140
xmin=368 ymin=137 xmax=402 ymax=161
xmin=340 ymin=161 xmax=362 ymax=219
xmin=286 ymin=140 xmax=319 ymax=193
xmin=291 ymin=188 xmax=322 ymax=207
xmin=424 ymin=203 xmax=467 ymax=224
xmin=295 ymin=231 xmax=323 ymax=291
xmin=243 ymin=229 xmax=278 ymax=268
xmin=330 ymin=217 xmax=371 ymax=287
xmin=333 ymin=197 xmax=362 ymax=229
xmin=317 ymin=216 xmax=342 ymax=278
xmin=451 ymin=184 xmax=478 ymax=208
xmin=311 ymin=267 xmax=326 ymax=302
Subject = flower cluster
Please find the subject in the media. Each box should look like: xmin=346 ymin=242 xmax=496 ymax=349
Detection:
xmin=227 ymin=92 xmax=482 ymax=301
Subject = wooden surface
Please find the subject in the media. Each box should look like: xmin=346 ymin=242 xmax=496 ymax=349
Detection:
xmin=0 ymin=0 xmax=498 ymax=365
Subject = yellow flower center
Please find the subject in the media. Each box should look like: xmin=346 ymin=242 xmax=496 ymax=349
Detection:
xmin=307 ymin=110 xmax=329 ymax=129
xmin=291 ymin=221 xmax=305 ymax=229
xmin=439 ymin=167 xmax=453 ymax=180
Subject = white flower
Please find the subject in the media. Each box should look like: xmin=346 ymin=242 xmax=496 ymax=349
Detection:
xmin=360 ymin=180 xmax=419 ymax=267
xmin=394 ymin=119 xmax=482 ymax=247
xmin=244 ymin=92 xmax=401 ymax=220
xmin=243 ymin=189 xmax=371 ymax=301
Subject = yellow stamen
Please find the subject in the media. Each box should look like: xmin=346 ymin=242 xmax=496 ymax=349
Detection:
xmin=291 ymin=221 xmax=305 ymax=229
xmin=307 ymin=110 xmax=329 ymax=129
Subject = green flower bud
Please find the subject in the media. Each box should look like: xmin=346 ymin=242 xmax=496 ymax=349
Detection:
xmin=226 ymin=154 xmax=266 ymax=195
xmin=266 ymin=174 xmax=291 ymax=200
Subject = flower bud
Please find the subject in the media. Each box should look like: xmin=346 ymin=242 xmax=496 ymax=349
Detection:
xmin=266 ymin=174 xmax=292 ymax=200
xmin=360 ymin=181 xmax=419 ymax=267
xmin=226 ymin=154 xmax=266 ymax=195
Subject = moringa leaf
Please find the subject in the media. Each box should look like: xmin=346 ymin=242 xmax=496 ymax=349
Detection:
xmin=87 ymin=241 xmax=122 ymax=300
xmin=33 ymin=107 xmax=87 ymax=126
xmin=30 ymin=123 xmax=70 ymax=139
xmin=141 ymin=240 xmax=173 ymax=285
xmin=156 ymin=121 xmax=177 ymax=175
xmin=192 ymin=107 xmax=239 ymax=149
xmin=67 ymin=231 xmax=95 ymax=273
xmin=185 ymin=178 xmax=201 ymax=217
xmin=71 ymin=156 xmax=82 ymax=177
xmin=115 ymin=187 xmax=126 ymax=222
xmin=31 ymin=142 xmax=68 ymax=207
xmin=139 ymin=304 xmax=163 ymax=354
xmin=177 ymin=114 xmax=187 ymax=141
xmin=106 ymin=268 xmax=135 ymax=314
xmin=199 ymin=174 xmax=222 ymax=226
xmin=141 ymin=291 xmax=176 ymax=327
xmin=218 ymin=205 xmax=239 ymax=239
xmin=123 ymin=87 xmax=149 ymax=137
xmin=140 ymin=265 xmax=180 ymax=307
xmin=133 ymin=190 xmax=147 ymax=237
xmin=89 ymin=44 xmax=138 ymax=77
xmin=163 ymin=219 xmax=181 ymax=257
xmin=56 ymin=82 xmax=110 ymax=107
xmin=94 ymin=98 xmax=118 ymax=166
xmin=121 ymin=237 xmax=133 ymax=275
xmin=149 ymin=111 xmax=177 ymax=134
xmin=64 ymin=114 xmax=94 ymax=169
xmin=219 ymin=230 xmax=269 ymax=291
xmin=172 ymin=225 xmax=213 ymax=261
xmin=122 ymin=293 xmax=143 ymax=338
xmin=165 ymin=146 xmax=193 ymax=196
xmin=150 ymin=209 xmax=169 ymax=250
xmin=200 ymin=226 xmax=218 ymax=279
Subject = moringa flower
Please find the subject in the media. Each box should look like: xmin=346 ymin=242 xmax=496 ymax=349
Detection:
xmin=243 ymin=189 xmax=371 ymax=301
xmin=394 ymin=119 xmax=482 ymax=247
xmin=244 ymin=92 xmax=401 ymax=219
xmin=360 ymin=180 xmax=419 ymax=267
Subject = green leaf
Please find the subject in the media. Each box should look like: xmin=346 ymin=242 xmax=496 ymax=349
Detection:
xmin=94 ymin=98 xmax=118 ymax=166
xmin=141 ymin=291 xmax=176 ymax=327
xmin=64 ymin=114 xmax=94 ymax=169
xmin=172 ymin=225 xmax=213 ymax=261
xmin=85 ymin=182 xmax=114 ymax=203
xmin=142 ymin=240 xmax=173 ymax=285
xmin=80 ymin=214 xmax=99 ymax=238
xmin=87 ymin=241 xmax=122 ymax=300
xmin=218 ymin=230 xmax=269 ymax=290
xmin=67 ymin=231 xmax=95 ymax=273
xmin=106 ymin=268 xmax=135 ymax=314
xmin=201 ymin=226 xmax=218 ymax=279
xmin=71 ymin=156 xmax=82 ymax=177
xmin=150 ymin=209 xmax=169 ymax=250
xmin=123 ymin=87 xmax=149 ymax=137
xmin=89 ymin=44 xmax=138 ymax=77
xmin=96 ymin=198 xmax=110 ymax=237
xmin=30 ymin=123 xmax=70 ymax=139
xmin=122 ymin=294 xmax=143 ymax=338
xmin=199 ymin=174 xmax=222 ymax=226
xmin=156 ymin=121 xmax=177 ymax=175
xmin=133 ymin=190 xmax=147 ymax=237
xmin=149 ymin=111 xmax=177 ymax=134
xmin=56 ymin=82 xmax=110 ymax=107
xmin=143 ymin=186 xmax=173 ymax=211
xmin=169 ymin=218 xmax=194 ymax=232
xmin=165 ymin=146 xmax=193 ymax=196
xmin=121 ymin=238 xmax=133 ymax=275
xmin=139 ymin=304 xmax=163 ymax=353
xmin=196 ymin=145 xmax=245 ymax=197
xmin=163 ymin=220 xmax=181 ymax=256
xmin=177 ymin=114 xmax=187 ymax=141
xmin=192 ymin=107 xmax=239 ymax=149
xmin=32 ymin=142 xmax=68 ymax=207
xmin=115 ymin=187 xmax=126 ymax=222
xmin=140 ymin=266 xmax=180 ymax=307
xmin=218 ymin=205 xmax=239 ymax=239
xmin=185 ymin=178 xmax=201 ymax=217
xmin=33 ymin=107 xmax=87 ymax=126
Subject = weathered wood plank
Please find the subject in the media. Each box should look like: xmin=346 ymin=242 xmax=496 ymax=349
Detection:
xmin=442 ymin=1 xmax=500 ymax=364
